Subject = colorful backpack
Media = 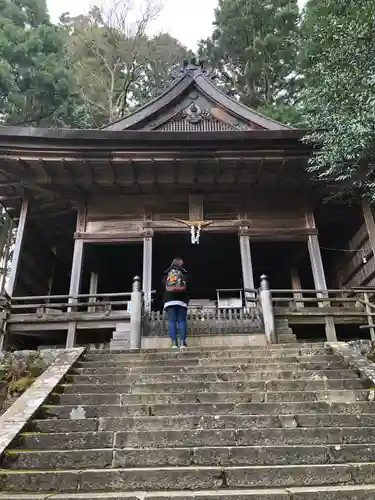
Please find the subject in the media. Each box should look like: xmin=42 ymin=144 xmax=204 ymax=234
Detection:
xmin=165 ymin=268 xmax=186 ymax=292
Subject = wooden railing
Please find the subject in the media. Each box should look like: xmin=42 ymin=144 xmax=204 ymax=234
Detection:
xmin=270 ymin=287 xmax=375 ymax=342
xmin=8 ymin=292 xmax=132 ymax=315
xmin=3 ymin=278 xmax=375 ymax=350
xmin=146 ymin=304 xmax=262 ymax=337
xmin=144 ymin=287 xmax=262 ymax=337
xmin=271 ymin=289 xmax=360 ymax=309
xmin=270 ymin=288 xmax=373 ymax=312
xmin=0 ymin=287 xmax=135 ymax=351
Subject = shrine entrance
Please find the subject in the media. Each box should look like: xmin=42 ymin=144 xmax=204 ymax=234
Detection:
xmin=82 ymin=243 xmax=143 ymax=294
xmin=151 ymin=233 xmax=242 ymax=311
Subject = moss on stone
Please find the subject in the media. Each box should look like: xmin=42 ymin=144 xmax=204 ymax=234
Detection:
xmin=0 ymin=352 xmax=48 ymax=413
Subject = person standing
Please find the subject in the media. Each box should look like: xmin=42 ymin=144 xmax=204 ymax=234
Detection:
xmin=163 ymin=257 xmax=189 ymax=349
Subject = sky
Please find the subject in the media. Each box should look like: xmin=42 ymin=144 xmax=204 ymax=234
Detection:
xmin=47 ymin=0 xmax=307 ymax=50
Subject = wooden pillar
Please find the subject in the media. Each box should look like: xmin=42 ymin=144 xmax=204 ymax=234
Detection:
xmin=0 ymin=216 xmax=13 ymax=293
xmin=307 ymin=234 xmax=327 ymax=292
xmin=67 ymin=208 xmax=86 ymax=343
xmin=307 ymin=233 xmax=337 ymax=341
xmin=66 ymin=238 xmax=84 ymax=348
xmin=66 ymin=210 xmax=86 ymax=348
xmin=142 ymin=234 xmax=153 ymax=312
xmin=69 ymin=239 xmax=84 ymax=300
xmin=7 ymin=200 xmax=28 ymax=296
xmin=290 ymin=265 xmax=304 ymax=309
xmin=239 ymin=230 xmax=255 ymax=300
xmin=260 ymin=274 xmax=276 ymax=344
xmin=362 ymin=199 xmax=375 ymax=257
xmin=88 ymin=271 xmax=99 ymax=312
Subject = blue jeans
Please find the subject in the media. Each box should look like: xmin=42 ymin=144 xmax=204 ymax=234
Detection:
xmin=165 ymin=306 xmax=187 ymax=345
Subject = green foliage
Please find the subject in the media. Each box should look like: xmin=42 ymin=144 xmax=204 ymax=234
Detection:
xmin=0 ymin=353 xmax=47 ymax=398
xmin=0 ymin=0 xmax=187 ymax=128
xmin=301 ymin=0 xmax=375 ymax=199
xmin=198 ymin=0 xmax=301 ymax=125
xmin=59 ymin=2 xmax=188 ymax=127
xmin=0 ymin=0 xmax=78 ymax=126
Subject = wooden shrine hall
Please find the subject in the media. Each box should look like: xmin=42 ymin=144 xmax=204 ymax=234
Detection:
xmin=0 ymin=59 xmax=374 ymax=350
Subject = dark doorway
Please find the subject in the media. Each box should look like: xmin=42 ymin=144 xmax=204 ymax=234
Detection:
xmin=83 ymin=243 xmax=143 ymax=294
xmin=152 ymin=233 xmax=242 ymax=311
xmin=251 ymin=241 xmax=314 ymax=290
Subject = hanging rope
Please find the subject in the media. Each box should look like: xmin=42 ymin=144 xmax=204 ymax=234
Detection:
xmin=320 ymin=246 xmax=368 ymax=264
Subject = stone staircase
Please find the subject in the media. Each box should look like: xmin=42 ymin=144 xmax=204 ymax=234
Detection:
xmin=1 ymin=343 xmax=375 ymax=498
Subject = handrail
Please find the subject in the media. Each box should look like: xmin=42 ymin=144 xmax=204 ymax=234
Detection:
xmin=11 ymin=292 xmax=133 ymax=302
xmin=272 ymin=297 xmax=359 ymax=303
xmin=270 ymin=289 xmax=354 ymax=294
xmin=357 ymin=298 xmax=375 ymax=311
xmin=357 ymin=292 xmax=375 ymax=342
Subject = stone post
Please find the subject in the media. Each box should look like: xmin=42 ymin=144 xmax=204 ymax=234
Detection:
xmin=110 ymin=276 xmax=143 ymax=351
xmin=259 ymin=274 xmax=277 ymax=344
xmin=130 ymin=275 xmax=142 ymax=350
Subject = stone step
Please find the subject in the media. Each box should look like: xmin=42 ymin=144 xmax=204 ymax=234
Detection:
xmin=40 ymin=400 xmax=375 ymax=419
xmin=77 ymin=355 xmax=341 ymax=368
xmin=52 ymin=389 xmax=371 ymax=406
xmin=73 ymin=361 xmax=349 ymax=374
xmin=83 ymin=347 xmax=328 ymax=362
xmin=29 ymin=413 xmax=375 ymax=434
xmin=13 ymin=427 xmax=375 ymax=450
xmin=6 ymin=443 xmax=375 ymax=470
xmin=68 ymin=369 xmax=357 ymax=383
xmin=60 ymin=379 xmax=364 ymax=395
xmin=87 ymin=342 xmax=326 ymax=354
xmin=0 ymin=463 xmax=374 ymax=492
xmin=0 ymin=484 xmax=374 ymax=500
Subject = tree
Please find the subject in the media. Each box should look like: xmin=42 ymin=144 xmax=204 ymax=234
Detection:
xmin=60 ymin=0 xmax=187 ymax=127
xmin=301 ymin=0 xmax=375 ymax=199
xmin=198 ymin=0 xmax=301 ymax=124
xmin=0 ymin=0 xmax=77 ymax=126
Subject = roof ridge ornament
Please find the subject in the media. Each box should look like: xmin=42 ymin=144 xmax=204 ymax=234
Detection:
xmin=173 ymin=57 xmax=216 ymax=80
xmin=182 ymin=57 xmax=204 ymax=72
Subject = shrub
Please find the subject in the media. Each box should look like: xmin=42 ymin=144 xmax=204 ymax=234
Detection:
xmin=0 ymin=353 xmax=47 ymax=399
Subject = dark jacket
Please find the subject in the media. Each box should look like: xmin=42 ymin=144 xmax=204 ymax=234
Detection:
xmin=163 ymin=265 xmax=189 ymax=306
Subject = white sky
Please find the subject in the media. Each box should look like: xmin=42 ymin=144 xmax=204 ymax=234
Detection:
xmin=47 ymin=0 xmax=307 ymax=50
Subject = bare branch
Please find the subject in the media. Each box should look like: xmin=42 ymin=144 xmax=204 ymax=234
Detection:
xmin=63 ymin=0 xmax=186 ymax=125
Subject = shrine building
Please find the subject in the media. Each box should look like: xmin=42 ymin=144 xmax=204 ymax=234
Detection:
xmin=0 ymin=59 xmax=373 ymax=349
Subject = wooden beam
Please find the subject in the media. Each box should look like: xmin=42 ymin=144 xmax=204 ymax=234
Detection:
xmin=0 ymin=223 xmax=12 ymax=293
xmin=307 ymin=232 xmax=337 ymax=341
xmin=362 ymin=199 xmax=375 ymax=258
xmin=189 ymin=195 xmax=204 ymax=221
xmin=68 ymin=242 xmax=84 ymax=300
xmin=307 ymin=233 xmax=328 ymax=291
xmin=239 ymin=232 xmax=255 ymax=295
xmin=88 ymin=271 xmax=99 ymax=312
xmin=142 ymin=236 xmax=153 ymax=312
xmin=75 ymin=232 xmax=145 ymax=243
xmin=7 ymin=199 xmax=28 ymax=296
xmin=67 ymin=210 xmax=85 ymax=348
xmin=290 ymin=265 xmax=304 ymax=309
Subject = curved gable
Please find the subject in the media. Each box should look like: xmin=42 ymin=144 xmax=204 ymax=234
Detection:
xmin=103 ymin=60 xmax=292 ymax=132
